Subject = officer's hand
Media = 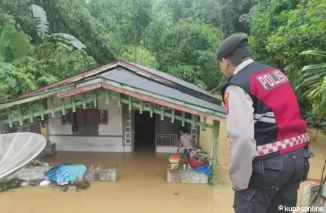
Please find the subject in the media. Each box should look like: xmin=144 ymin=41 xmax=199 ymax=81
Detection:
xmin=232 ymin=186 xmax=242 ymax=191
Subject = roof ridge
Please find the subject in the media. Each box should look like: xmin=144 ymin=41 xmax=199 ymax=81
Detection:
xmin=17 ymin=60 xmax=221 ymax=106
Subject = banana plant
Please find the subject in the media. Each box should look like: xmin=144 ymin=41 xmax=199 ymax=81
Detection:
xmin=0 ymin=20 xmax=57 ymax=99
xmin=0 ymin=20 xmax=33 ymax=99
xmin=31 ymin=4 xmax=85 ymax=75
xmin=0 ymin=20 xmax=30 ymax=63
xmin=299 ymin=50 xmax=326 ymax=111
xmin=31 ymin=4 xmax=85 ymax=50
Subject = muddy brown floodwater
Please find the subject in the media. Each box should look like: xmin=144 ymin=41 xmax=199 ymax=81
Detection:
xmin=0 ymin=127 xmax=325 ymax=213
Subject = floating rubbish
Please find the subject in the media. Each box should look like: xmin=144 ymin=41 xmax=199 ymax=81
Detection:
xmin=39 ymin=180 xmax=51 ymax=186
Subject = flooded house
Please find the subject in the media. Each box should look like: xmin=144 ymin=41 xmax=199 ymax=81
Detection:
xmin=0 ymin=61 xmax=225 ymax=183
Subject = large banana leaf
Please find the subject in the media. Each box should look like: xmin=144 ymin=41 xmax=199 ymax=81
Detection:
xmin=0 ymin=21 xmax=16 ymax=62
xmin=31 ymin=4 xmax=85 ymax=50
xmin=302 ymin=63 xmax=326 ymax=72
xmin=31 ymin=4 xmax=49 ymax=39
xmin=299 ymin=50 xmax=326 ymax=109
xmin=300 ymin=50 xmax=326 ymax=57
xmin=49 ymin=33 xmax=85 ymax=50
xmin=9 ymin=32 xmax=31 ymax=59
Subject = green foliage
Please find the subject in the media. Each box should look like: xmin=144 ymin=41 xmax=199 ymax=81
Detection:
xmin=298 ymin=50 xmax=326 ymax=113
xmin=0 ymin=21 xmax=31 ymax=63
xmin=31 ymin=4 xmax=85 ymax=50
xmin=10 ymin=32 xmax=31 ymax=59
xmin=120 ymin=46 xmax=158 ymax=68
xmin=0 ymin=178 xmax=23 ymax=192
xmin=11 ymin=56 xmax=58 ymax=87
xmin=249 ymin=0 xmax=326 ymax=69
xmin=48 ymin=33 xmax=85 ymax=50
xmin=0 ymin=0 xmax=326 ymax=134
xmin=167 ymin=65 xmax=198 ymax=82
xmin=0 ymin=62 xmax=36 ymax=97
xmin=0 ymin=0 xmax=229 ymax=101
xmin=45 ymin=44 xmax=97 ymax=79
xmin=55 ymin=0 xmax=115 ymax=63
xmin=0 ymin=21 xmax=15 ymax=62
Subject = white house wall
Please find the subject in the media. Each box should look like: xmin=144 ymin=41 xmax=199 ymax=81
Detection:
xmin=47 ymin=96 xmax=124 ymax=152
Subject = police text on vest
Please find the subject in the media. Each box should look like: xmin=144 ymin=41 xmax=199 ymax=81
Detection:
xmin=256 ymin=70 xmax=289 ymax=90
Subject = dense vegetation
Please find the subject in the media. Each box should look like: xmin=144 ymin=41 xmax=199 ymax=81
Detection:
xmin=1 ymin=0 xmax=326 ymax=130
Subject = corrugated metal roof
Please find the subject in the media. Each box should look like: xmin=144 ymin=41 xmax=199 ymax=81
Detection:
xmin=2 ymin=61 xmax=223 ymax=114
xmin=99 ymin=68 xmax=224 ymax=112
xmin=128 ymin=62 xmax=216 ymax=98
xmin=124 ymin=62 xmax=221 ymax=105
xmin=19 ymin=62 xmax=119 ymax=98
xmin=18 ymin=61 xmax=221 ymax=104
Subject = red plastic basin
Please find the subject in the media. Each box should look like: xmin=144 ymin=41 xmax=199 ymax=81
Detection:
xmin=188 ymin=156 xmax=208 ymax=169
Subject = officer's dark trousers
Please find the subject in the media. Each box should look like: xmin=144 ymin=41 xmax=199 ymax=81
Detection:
xmin=233 ymin=148 xmax=314 ymax=213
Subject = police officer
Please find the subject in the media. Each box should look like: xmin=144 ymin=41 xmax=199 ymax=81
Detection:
xmin=217 ymin=33 xmax=314 ymax=213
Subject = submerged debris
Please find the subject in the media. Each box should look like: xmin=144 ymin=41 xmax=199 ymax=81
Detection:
xmin=60 ymin=180 xmax=90 ymax=192
xmin=0 ymin=178 xmax=23 ymax=192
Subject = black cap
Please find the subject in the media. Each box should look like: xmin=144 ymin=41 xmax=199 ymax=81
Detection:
xmin=217 ymin=33 xmax=250 ymax=61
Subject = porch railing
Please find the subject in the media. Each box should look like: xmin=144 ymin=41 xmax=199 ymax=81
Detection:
xmin=156 ymin=134 xmax=179 ymax=147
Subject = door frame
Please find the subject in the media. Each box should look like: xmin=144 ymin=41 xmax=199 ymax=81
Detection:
xmin=132 ymin=110 xmax=156 ymax=152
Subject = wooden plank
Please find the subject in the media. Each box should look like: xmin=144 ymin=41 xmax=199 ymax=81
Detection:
xmin=101 ymin=82 xmax=225 ymax=121
xmin=128 ymin=96 xmax=132 ymax=111
xmin=55 ymin=80 xmax=225 ymax=120
xmin=109 ymin=93 xmax=212 ymax=128
xmin=17 ymin=105 xmax=23 ymax=125
xmin=1 ymin=92 xmax=213 ymax=128
xmin=39 ymin=101 xmax=44 ymax=120
xmin=192 ymin=115 xmax=196 ymax=128
xmin=57 ymin=82 xmax=102 ymax=99
xmin=126 ymin=99 xmax=213 ymax=128
xmin=28 ymin=103 xmax=34 ymax=123
xmin=117 ymin=93 xmax=121 ymax=107
xmin=50 ymin=97 xmax=55 ymax=118
xmin=105 ymin=90 xmax=110 ymax=105
xmin=203 ymin=117 xmax=207 ymax=130
xmin=2 ymin=95 xmax=100 ymax=124
xmin=208 ymin=120 xmax=220 ymax=185
xmin=7 ymin=108 xmax=12 ymax=127
xmin=93 ymin=92 xmax=97 ymax=107
xmin=61 ymin=99 xmax=66 ymax=115
xmin=160 ymin=107 xmax=164 ymax=120
xmin=149 ymin=103 xmax=153 ymax=117
xmin=214 ymin=121 xmax=220 ymax=165
xmin=181 ymin=112 xmax=185 ymax=127
xmin=82 ymin=93 xmax=86 ymax=109
xmin=71 ymin=96 xmax=76 ymax=112
xmin=210 ymin=120 xmax=219 ymax=167
xmin=106 ymin=80 xmax=225 ymax=118
xmin=139 ymin=100 xmax=143 ymax=114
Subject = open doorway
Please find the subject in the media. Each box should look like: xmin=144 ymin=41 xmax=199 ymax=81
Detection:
xmin=134 ymin=111 xmax=156 ymax=152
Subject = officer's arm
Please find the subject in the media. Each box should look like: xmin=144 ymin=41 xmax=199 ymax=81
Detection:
xmin=225 ymin=85 xmax=257 ymax=191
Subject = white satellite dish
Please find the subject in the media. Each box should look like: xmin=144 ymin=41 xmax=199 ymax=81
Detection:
xmin=0 ymin=132 xmax=46 ymax=179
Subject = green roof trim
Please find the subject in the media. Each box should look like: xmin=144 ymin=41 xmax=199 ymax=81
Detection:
xmin=102 ymin=78 xmax=226 ymax=119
